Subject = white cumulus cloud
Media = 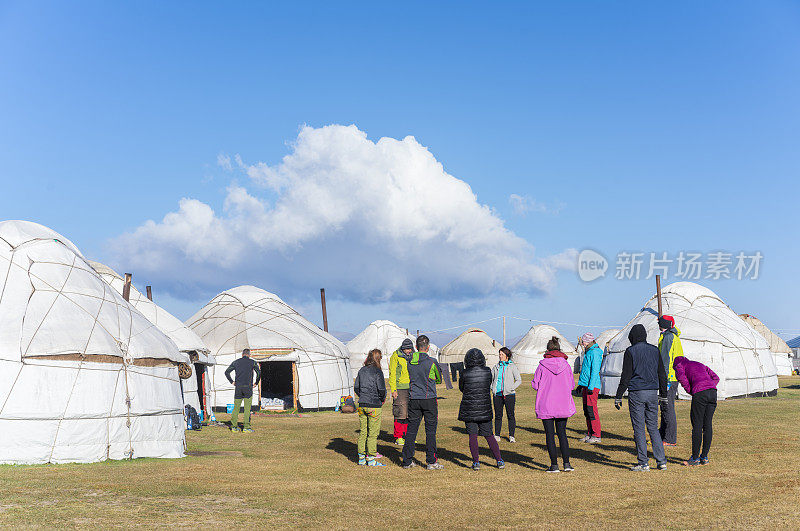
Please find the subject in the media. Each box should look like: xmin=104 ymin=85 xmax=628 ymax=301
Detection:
xmin=509 ymin=193 xmax=564 ymax=216
xmin=112 ymin=124 xmax=576 ymax=303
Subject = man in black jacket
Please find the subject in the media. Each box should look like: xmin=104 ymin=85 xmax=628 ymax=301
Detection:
xmin=401 ymin=335 xmax=443 ymax=470
xmin=615 ymin=324 xmax=668 ymax=471
xmin=225 ymin=349 xmax=261 ymax=433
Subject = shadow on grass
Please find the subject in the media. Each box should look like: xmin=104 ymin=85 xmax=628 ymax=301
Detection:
xmin=448 ymin=425 xmax=548 ymax=470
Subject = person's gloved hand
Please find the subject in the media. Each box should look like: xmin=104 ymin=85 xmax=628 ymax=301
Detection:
xmin=614 ymin=398 xmax=622 ymax=410
xmin=575 ymin=385 xmax=585 ymax=393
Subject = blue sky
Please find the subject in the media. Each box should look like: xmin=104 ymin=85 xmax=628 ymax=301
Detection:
xmin=2 ymin=1 xmax=799 ymax=343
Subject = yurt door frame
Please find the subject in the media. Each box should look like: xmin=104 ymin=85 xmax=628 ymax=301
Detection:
xmin=251 ymin=349 xmax=299 ymax=410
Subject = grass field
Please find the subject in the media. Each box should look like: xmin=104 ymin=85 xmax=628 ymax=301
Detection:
xmin=1 ymin=376 xmax=799 ymax=529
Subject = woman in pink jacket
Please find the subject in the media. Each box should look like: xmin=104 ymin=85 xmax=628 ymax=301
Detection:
xmin=532 ymin=337 xmax=576 ymax=473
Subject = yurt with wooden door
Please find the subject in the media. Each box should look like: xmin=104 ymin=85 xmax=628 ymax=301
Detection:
xmin=601 ymin=282 xmax=778 ymax=399
xmin=0 ymin=220 xmax=188 ymax=464
xmin=439 ymin=329 xmax=502 ymax=367
xmin=739 ymin=314 xmax=793 ymax=376
xmin=347 ymin=320 xmax=415 ymax=378
xmin=186 ymin=286 xmax=353 ymax=411
xmin=511 ymin=325 xmax=579 ymax=374
xmin=89 ymin=261 xmax=215 ymax=415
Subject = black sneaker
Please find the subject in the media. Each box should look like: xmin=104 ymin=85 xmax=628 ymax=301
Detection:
xmin=563 ymin=462 xmax=574 ymax=472
xmin=402 ymin=462 xmax=417 ymax=469
xmin=546 ymin=465 xmax=560 ymax=473
xmin=471 ymin=461 xmax=480 ymax=471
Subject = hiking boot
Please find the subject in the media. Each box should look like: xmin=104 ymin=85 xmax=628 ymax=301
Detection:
xmin=699 ymin=456 xmax=709 ymax=465
xmin=587 ymin=436 xmax=602 ymax=444
xmin=497 ymin=460 xmax=505 ymax=469
xmin=242 ymin=428 xmax=254 ymax=433
xmin=630 ymin=464 xmax=650 ymax=472
xmin=396 ymin=438 xmax=405 ymax=446
xmin=546 ymin=465 xmax=560 ymax=473
xmin=682 ymin=457 xmax=701 ymax=467
xmin=563 ymin=462 xmax=574 ymax=472
xmin=358 ymin=454 xmax=366 ymax=465
xmin=230 ymin=426 xmax=241 ymax=432
xmin=367 ymin=459 xmax=386 ymax=467
xmin=402 ymin=462 xmax=417 ymax=469
xmin=657 ymin=463 xmax=667 ymax=470
xmin=580 ymin=435 xmax=591 ymax=443
xmin=508 ymin=436 xmax=516 ymax=443
xmin=471 ymin=461 xmax=480 ymax=471
xmin=427 ymin=461 xmax=444 ymax=470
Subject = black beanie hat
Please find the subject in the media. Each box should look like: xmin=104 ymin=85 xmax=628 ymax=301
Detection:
xmin=400 ymin=339 xmax=414 ymax=351
xmin=628 ymin=324 xmax=647 ymax=344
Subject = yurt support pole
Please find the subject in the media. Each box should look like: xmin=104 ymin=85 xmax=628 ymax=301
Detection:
xmin=145 ymin=285 xmax=153 ymax=301
xmin=122 ymin=273 xmax=132 ymax=302
xmin=292 ymin=362 xmax=298 ymax=410
xmin=320 ymin=288 xmax=328 ymax=332
xmin=656 ymin=275 xmax=663 ymax=317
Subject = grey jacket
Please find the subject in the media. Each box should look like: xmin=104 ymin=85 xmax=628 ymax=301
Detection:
xmin=490 ymin=361 xmax=522 ymax=396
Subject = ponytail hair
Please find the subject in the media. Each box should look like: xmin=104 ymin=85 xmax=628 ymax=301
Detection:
xmin=546 ymin=336 xmax=561 ymax=352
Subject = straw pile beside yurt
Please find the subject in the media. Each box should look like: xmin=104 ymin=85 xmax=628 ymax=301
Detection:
xmin=601 ymin=282 xmax=778 ymax=399
xmin=439 ymin=329 xmax=502 ymax=367
xmin=0 ymin=220 xmax=188 ymax=464
xmin=511 ymin=325 xmax=579 ymax=373
xmin=89 ymin=261 xmax=215 ymax=414
xmin=186 ymin=286 xmax=353 ymax=410
xmin=347 ymin=320 xmax=415 ymax=378
xmin=739 ymin=314 xmax=793 ymax=376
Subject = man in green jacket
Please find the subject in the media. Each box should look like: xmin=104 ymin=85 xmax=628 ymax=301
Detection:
xmin=658 ymin=315 xmax=683 ymax=446
xmin=388 ymin=338 xmax=414 ymax=445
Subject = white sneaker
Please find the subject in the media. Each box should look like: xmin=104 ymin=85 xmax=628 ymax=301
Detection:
xmin=587 ymin=436 xmax=602 ymax=444
xmin=509 ymin=436 xmax=516 ymax=443
xmin=494 ymin=435 xmax=501 ymax=442
xmin=580 ymin=435 xmax=591 ymax=443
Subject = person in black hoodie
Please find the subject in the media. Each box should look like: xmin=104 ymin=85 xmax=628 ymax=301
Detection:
xmin=459 ymin=348 xmax=504 ymax=470
xmin=354 ymin=349 xmax=387 ymax=467
xmin=615 ymin=324 xmax=668 ymax=471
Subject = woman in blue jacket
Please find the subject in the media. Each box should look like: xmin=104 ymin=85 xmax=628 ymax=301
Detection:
xmin=576 ymin=333 xmax=603 ymax=443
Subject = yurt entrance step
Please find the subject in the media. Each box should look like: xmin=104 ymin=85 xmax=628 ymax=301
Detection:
xmin=258 ymin=361 xmax=298 ymax=410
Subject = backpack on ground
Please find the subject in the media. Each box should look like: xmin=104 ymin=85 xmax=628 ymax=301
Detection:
xmin=339 ymin=395 xmax=356 ymax=413
xmin=185 ymin=405 xmax=202 ymax=430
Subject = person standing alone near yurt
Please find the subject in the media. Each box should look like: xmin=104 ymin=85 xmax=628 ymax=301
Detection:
xmin=460 ymin=348 xmax=505 ymax=470
xmin=491 ymin=347 xmax=521 ymax=443
xmin=672 ymin=356 xmax=719 ymax=466
xmin=658 ymin=315 xmax=683 ymax=447
xmin=614 ymin=324 xmax=668 ymax=471
xmin=389 ymin=338 xmax=415 ymax=446
xmin=576 ymin=333 xmax=603 ymax=444
xmin=532 ymin=337 xmax=576 ymax=473
xmin=402 ymin=335 xmax=444 ymax=470
xmin=224 ymin=349 xmax=261 ymax=433
xmin=354 ymin=349 xmax=387 ymax=467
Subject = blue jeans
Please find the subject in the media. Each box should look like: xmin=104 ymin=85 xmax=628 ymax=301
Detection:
xmin=628 ymin=390 xmax=666 ymax=466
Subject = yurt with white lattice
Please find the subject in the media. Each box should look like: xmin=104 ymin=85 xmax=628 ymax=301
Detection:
xmin=347 ymin=320 xmax=415 ymax=378
xmin=739 ymin=314 xmax=793 ymax=376
xmin=601 ymin=282 xmax=778 ymax=399
xmin=0 ymin=221 xmax=188 ymax=464
xmin=511 ymin=325 xmax=579 ymax=374
xmin=186 ymin=286 xmax=353 ymax=410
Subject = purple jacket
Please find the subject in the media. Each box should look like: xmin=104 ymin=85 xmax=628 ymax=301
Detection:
xmin=673 ymin=356 xmax=719 ymax=395
xmin=532 ymin=357 xmax=576 ymax=420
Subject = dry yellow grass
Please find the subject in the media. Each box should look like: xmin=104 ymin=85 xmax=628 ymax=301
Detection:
xmin=1 ymin=376 xmax=799 ymax=529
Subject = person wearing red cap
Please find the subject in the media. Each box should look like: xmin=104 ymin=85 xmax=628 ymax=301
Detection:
xmin=658 ymin=315 xmax=683 ymax=446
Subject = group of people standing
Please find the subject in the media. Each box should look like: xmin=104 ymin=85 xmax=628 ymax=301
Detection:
xmin=350 ymin=314 xmax=720 ymax=472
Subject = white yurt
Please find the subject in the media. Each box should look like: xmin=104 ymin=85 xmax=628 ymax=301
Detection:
xmin=739 ymin=314 xmax=793 ymax=376
xmin=0 ymin=221 xmax=188 ymax=464
xmin=595 ymin=329 xmax=621 ymax=353
xmin=439 ymin=329 xmax=502 ymax=367
xmin=601 ymin=282 xmax=778 ymax=399
xmin=89 ymin=261 xmax=215 ymax=414
xmin=186 ymin=286 xmax=353 ymax=410
xmin=511 ymin=325 xmax=579 ymax=374
xmin=347 ymin=320 xmax=415 ymax=378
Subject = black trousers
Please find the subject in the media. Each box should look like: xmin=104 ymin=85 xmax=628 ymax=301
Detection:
xmin=690 ymin=388 xmax=717 ymax=459
xmin=450 ymin=362 xmax=464 ymax=382
xmin=542 ymin=418 xmax=569 ymax=466
xmin=492 ymin=394 xmax=516 ymax=437
xmin=402 ymin=398 xmax=438 ymax=465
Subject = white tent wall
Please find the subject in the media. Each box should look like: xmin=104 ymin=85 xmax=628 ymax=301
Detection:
xmin=0 ymin=220 xmax=188 ymax=465
xmin=601 ymin=282 xmax=778 ymax=400
xmin=187 ymin=286 xmax=353 ymax=410
xmin=347 ymin=320 xmax=416 ymax=379
xmin=511 ymin=325 xmax=579 ymax=374
xmin=439 ymin=329 xmax=501 ymax=367
xmin=739 ymin=314 xmax=794 ymax=376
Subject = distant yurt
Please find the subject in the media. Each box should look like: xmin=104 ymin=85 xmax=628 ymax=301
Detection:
xmin=595 ymin=329 xmax=621 ymax=353
xmin=512 ymin=325 xmax=579 ymax=374
xmin=89 ymin=261 xmax=215 ymax=414
xmin=0 ymin=221 xmax=188 ymax=464
xmin=347 ymin=320 xmax=415 ymax=378
xmin=739 ymin=314 xmax=793 ymax=376
xmin=439 ymin=329 xmax=501 ymax=367
xmin=186 ymin=286 xmax=353 ymax=410
xmin=601 ymin=282 xmax=778 ymax=399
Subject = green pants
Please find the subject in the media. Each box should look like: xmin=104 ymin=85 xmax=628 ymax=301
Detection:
xmin=231 ymin=396 xmax=252 ymax=429
xmin=357 ymin=407 xmax=382 ymax=457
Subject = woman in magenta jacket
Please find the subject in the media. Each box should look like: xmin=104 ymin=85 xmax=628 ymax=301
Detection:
xmin=532 ymin=337 xmax=576 ymax=473
xmin=673 ymin=356 xmax=720 ymax=466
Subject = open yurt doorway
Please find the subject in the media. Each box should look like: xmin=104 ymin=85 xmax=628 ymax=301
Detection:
xmin=255 ymin=355 xmax=298 ymax=410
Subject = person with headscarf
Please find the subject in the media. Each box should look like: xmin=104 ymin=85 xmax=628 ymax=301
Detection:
xmin=576 ymin=332 xmax=603 ymax=443
xmin=491 ymin=346 xmax=521 ymax=443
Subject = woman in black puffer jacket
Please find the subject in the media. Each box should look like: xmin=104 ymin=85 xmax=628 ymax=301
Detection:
xmin=459 ymin=348 xmax=504 ymax=470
